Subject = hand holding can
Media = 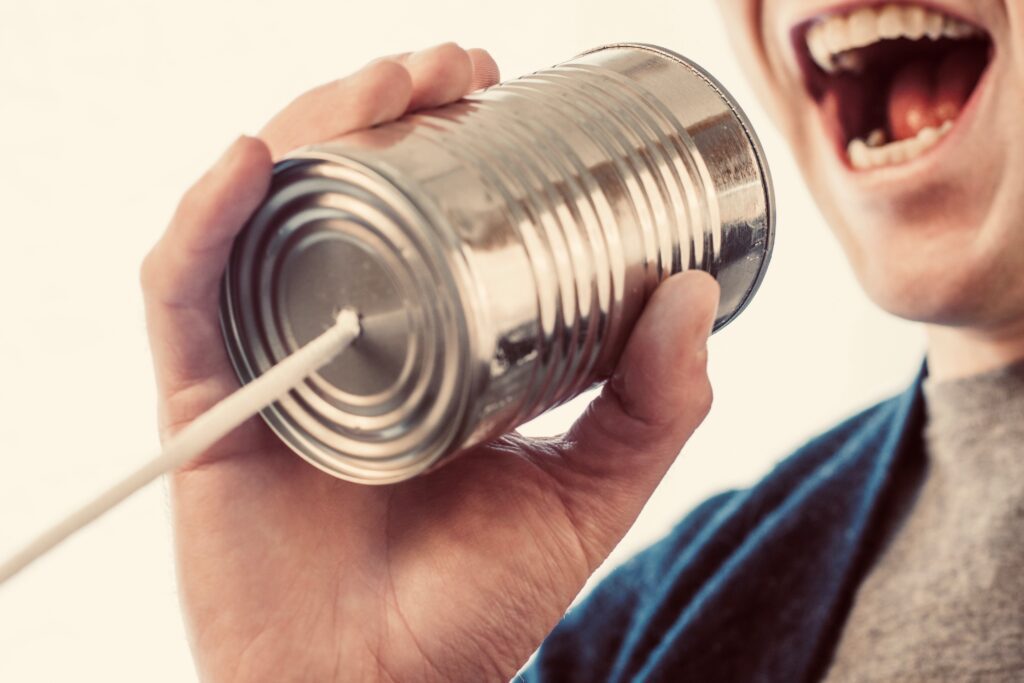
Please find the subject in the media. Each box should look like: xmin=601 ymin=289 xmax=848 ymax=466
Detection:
xmin=143 ymin=43 xmax=725 ymax=681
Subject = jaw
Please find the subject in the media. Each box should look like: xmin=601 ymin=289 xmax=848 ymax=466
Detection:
xmin=747 ymin=1 xmax=1024 ymax=327
xmin=717 ymin=0 xmax=1024 ymax=352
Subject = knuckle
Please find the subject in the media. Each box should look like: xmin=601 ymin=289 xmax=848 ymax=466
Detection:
xmin=354 ymin=59 xmax=413 ymax=119
xmin=603 ymin=372 xmax=665 ymax=433
xmin=362 ymin=57 xmax=412 ymax=89
xmin=174 ymin=175 xmax=209 ymax=225
xmin=678 ymin=346 xmax=712 ymax=419
xmin=446 ymin=49 xmax=475 ymax=87
xmin=288 ymin=79 xmax=334 ymax=114
xmin=139 ymin=244 xmax=166 ymax=294
xmin=692 ymin=376 xmax=714 ymax=420
xmin=686 ymin=359 xmax=714 ymax=418
xmin=432 ymin=41 xmax=471 ymax=68
xmin=435 ymin=40 xmax=464 ymax=53
xmin=139 ymin=247 xmax=160 ymax=292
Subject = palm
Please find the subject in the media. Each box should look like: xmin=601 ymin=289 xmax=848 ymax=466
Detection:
xmin=173 ymin=423 xmax=592 ymax=681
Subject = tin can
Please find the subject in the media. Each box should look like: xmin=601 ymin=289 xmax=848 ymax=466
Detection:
xmin=219 ymin=43 xmax=776 ymax=484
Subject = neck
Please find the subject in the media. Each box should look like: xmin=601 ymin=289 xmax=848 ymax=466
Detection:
xmin=926 ymin=318 xmax=1024 ymax=381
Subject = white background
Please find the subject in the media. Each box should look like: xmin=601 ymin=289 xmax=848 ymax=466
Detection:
xmin=0 ymin=1 xmax=924 ymax=680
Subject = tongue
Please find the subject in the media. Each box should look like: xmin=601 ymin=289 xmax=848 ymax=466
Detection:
xmin=888 ymin=46 xmax=987 ymax=141
xmin=888 ymin=60 xmax=939 ymax=141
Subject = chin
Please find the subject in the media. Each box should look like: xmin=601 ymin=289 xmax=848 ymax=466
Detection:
xmin=859 ymin=256 xmax=991 ymax=326
xmin=841 ymin=210 xmax=1024 ymax=328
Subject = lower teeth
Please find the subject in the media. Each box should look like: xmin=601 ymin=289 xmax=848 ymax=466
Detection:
xmin=847 ymin=120 xmax=955 ymax=169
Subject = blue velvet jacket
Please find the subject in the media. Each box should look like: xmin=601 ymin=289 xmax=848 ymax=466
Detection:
xmin=525 ymin=371 xmax=927 ymax=682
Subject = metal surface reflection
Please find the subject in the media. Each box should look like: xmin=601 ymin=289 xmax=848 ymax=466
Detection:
xmin=219 ymin=43 xmax=776 ymax=484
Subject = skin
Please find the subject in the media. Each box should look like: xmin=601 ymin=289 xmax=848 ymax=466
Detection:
xmin=147 ymin=0 xmax=1024 ymax=675
xmin=141 ymin=43 xmax=720 ymax=682
xmin=719 ymin=0 xmax=1024 ymax=380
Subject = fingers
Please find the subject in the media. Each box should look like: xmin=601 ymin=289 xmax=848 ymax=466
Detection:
xmin=390 ymin=42 xmax=474 ymax=111
xmin=535 ymin=271 xmax=719 ymax=565
xmin=259 ymin=59 xmax=413 ymax=159
xmin=466 ymin=48 xmax=501 ymax=92
xmin=393 ymin=44 xmax=500 ymax=109
xmin=392 ymin=43 xmax=501 ymax=109
xmin=562 ymin=271 xmax=720 ymax=484
xmin=141 ymin=135 xmax=272 ymax=395
xmin=259 ymin=43 xmax=500 ymax=159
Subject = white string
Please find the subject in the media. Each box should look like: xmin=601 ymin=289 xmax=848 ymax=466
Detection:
xmin=0 ymin=308 xmax=361 ymax=587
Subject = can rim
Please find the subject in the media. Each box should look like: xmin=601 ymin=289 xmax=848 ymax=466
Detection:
xmin=219 ymin=150 xmax=478 ymax=485
xmin=576 ymin=42 xmax=777 ymax=332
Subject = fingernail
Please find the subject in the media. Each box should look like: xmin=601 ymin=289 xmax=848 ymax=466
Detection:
xmin=683 ymin=272 xmax=719 ymax=344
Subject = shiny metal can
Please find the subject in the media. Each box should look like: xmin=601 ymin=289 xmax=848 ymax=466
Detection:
xmin=219 ymin=43 xmax=776 ymax=484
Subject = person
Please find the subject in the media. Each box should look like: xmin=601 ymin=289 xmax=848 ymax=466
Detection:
xmin=139 ymin=0 xmax=1024 ymax=678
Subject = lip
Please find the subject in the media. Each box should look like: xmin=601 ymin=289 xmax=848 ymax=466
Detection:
xmin=779 ymin=0 xmax=997 ymax=188
xmin=786 ymin=0 xmax=984 ymax=34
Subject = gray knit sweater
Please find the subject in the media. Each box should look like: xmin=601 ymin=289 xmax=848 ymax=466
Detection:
xmin=824 ymin=361 xmax=1024 ymax=681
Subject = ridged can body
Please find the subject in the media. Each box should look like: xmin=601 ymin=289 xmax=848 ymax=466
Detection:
xmin=219 ymin=43 xmax=776 ymax=484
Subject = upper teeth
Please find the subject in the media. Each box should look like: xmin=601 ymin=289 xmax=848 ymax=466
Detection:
xmin=807 ymin=4 xmax=984 ymax=73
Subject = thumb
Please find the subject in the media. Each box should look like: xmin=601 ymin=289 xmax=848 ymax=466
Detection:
xmin=548 ymin=270 xmax=719 ymax=561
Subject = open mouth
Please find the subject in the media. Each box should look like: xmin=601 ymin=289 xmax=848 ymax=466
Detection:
xmin=793 ymin=3 xmax=994 ymax=171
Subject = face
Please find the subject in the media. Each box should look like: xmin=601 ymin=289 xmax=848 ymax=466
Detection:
xmin=719 ymin=0 xmax=1024 ymax=331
